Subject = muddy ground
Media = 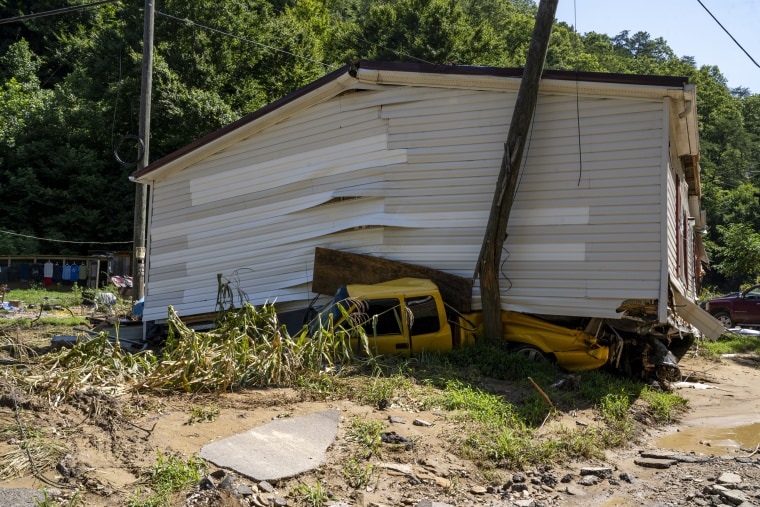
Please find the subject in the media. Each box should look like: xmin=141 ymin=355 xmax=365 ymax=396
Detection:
xmin=1 ymin=322 xmax=759 ymax=507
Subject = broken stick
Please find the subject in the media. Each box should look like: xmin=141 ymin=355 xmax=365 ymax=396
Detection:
xmin=528 ymin=376 xmax=555 ymax=411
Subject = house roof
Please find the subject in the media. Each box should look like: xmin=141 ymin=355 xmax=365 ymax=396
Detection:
xmin=130 ymin=60 xmax=693 ymax=184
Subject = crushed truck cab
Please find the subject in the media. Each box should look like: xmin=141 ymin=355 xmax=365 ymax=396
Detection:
xmin=316 ymin=277 xmax=609 ymax=372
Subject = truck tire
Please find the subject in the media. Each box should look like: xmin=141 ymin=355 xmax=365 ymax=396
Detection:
xmin=712 ymin=312 xmax=733 ymax=329
xmin=512 ymin=344 xmax=549 ymax=363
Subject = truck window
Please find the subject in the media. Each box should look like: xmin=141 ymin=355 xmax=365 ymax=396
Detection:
xmin=358 ymin=298 xmax=403 ymax=335
xmin=407 ymin=295 xmax=440 ymax=335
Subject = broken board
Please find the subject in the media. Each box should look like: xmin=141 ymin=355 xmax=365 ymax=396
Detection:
xmin=312 ymin=247 xmax=473 ymax=313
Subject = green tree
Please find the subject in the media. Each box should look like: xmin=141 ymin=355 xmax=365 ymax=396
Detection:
xmin=712 ymin=223 xmax=760 ymax=286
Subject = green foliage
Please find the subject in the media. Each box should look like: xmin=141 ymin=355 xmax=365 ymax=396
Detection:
xmin=640 ymin=386 xmax=688 ymax=423
xmin=0 ymin=0 xmax=758 ymax=276
xmin=342 ymin=458 xmax=375 ymax=489
xmin=35 ymin=489 xmax=82 ymax=507
xmin=443 ymin=338 xmax=561 ymax=384
xmin=186 ymin=403 xmax=221 ymax=425
xmin=422 ymin=379 xmax=601 ymax=468
xmin=346 ymin=417 xmax=385 ymax=457
xmin=293 ymin=479 xmax=329 ymax=507
xmin=698 ymin=333 xmax=760 ymax=356
xmin=712 ymin=223 xmax=760 ymax=283
xmin=127 ymin=451 xmax=206 ymax=507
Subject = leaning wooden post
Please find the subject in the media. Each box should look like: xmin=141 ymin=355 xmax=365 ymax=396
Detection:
xmin=475 ymin=0 xmax=559 ymax=344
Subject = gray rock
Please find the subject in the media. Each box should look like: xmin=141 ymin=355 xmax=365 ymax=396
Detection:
xmin=414 ymin=500 xmax=453 ymax=507
xmin=0 ymin=488 xmax=46 ymax=507
xmin=562 ymin=485 xmax=586 ymax=496
xmin=718 ymin=488 xmax=750 ymax=505
xmin=633 ymin=457 xmax=677 ymax=469
xmin=619 ymin=472 xmax=635 ymax=483
xmin=579 ymin=475 xmax=601 ymax=486
xmin=237 ymin=484 xmax=255 ymax=496
xmin=514 ymin=499 xmax=535 ymax=507
xmin=579 ymin=467 xmax=613 ymax=479
xmin=716 ymin=472 xmax=742 ymax=486
xmin=413 ymin=418 xmax=432 ymax=427
xmin=388 ymin=416 xmax=407 ymax=424
xmin=258 ymin=480 xmax=275 ymax=493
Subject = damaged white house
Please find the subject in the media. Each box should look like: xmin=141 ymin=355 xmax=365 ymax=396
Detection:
xmin=130 ymin=61 xmax=722 ymax=341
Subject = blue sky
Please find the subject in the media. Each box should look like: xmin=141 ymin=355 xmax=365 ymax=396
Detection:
xmin=554 ymin=0 xmax=760 ymax=94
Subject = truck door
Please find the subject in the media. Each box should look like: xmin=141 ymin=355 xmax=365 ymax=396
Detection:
xmin=734 ymin=286 xmax=760 ymax=325
xmin=357 ymin=297 xmax=411 ymax=355
xmin=406 ymin=295 xmax=451 ymax=353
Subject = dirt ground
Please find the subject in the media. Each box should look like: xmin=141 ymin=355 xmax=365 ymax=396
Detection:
xmin=1 ymin=326 xmax=759 ymax=506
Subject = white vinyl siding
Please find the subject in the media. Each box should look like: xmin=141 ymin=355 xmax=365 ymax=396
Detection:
xmin=142 ymin=80 xmax=674 ymax=323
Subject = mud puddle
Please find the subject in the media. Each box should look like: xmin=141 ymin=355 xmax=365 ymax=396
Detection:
xmin=656 ymin=421 xmax=760 ymax=455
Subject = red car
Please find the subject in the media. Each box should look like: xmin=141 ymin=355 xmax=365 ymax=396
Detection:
xmin=705 ymin=285 xmax=760 ymax=328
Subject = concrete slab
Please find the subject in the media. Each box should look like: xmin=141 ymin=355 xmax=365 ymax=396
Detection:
xmin=0 ymin=488 xmax=45 ymax=507
xmin=200 ymin=409 xmax=340 ymax=481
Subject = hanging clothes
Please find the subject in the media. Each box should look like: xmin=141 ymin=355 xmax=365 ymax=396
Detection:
xmin=52 ymin=263 xmax=63 ymax=283
xmin=62 ymin=263 xmax=72 ymax=282
xmin=43 ymin=261 xmax=54 ymax=286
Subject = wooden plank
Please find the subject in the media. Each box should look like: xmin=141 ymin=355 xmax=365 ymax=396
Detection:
xmin=312 ymin=247 xmax=473 ymax=312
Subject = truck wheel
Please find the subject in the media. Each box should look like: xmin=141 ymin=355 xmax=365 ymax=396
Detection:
xmin=713 ymin=312 xmax=733 ymax=328
xmin=513 ymin=344 xmax=548 ymax=363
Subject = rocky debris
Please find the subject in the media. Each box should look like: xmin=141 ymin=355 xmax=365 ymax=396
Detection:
xmin=579 ymin=467 xmax=613 ymax=479
xmin=388 ymin=415 xmax=407 ymax=424
xmin=634 ymin=457 xmax=678 ymax=469
xmin=413 ymin=418 xmax=432 ymax=427
xmin=186 ymin=470 xmax=293 ymax=507
xmin=717 ymin=472 xmax=743 ymax=486
xmin=56 ymin=453 xmax=84 ymax=479
xmin=379 ymin=431 xmax=414 ymax=449
xmin=640 ymin=450 xmax=714 ymax=464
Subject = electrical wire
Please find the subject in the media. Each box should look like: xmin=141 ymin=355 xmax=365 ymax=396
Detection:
xmin=354 ymin=34 xmax=436 ymax=65
xmin=155 ymin=10 xmax=338 ymax=70
xmin=0 ymin=0 xmax=120 ymax=25
xmin=572 ymin=0 xmax=584 ymax=187
xmin=696 ymin=0 xmax=760 ymax=70
xmin=0 ymin=229 xmax=132 ymax=245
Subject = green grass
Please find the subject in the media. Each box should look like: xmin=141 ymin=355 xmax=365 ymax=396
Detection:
xmin=186 ymin=403 xmax=221 ymax=425
xmin=127 ymin=451 xmax=206 ymax=507
xmin=342 ymin=458 xmax=375 ymax=489
xmin=640 ymin=385 xmax=689 ymax=423
xmin=293 ymin=480 xmax=330 ymax=507
xmin=1 ymin=300 xmax=700 ymax=487
xmin=698 ymin=333 xmax=760 ymax=357
xmin=34 ymin=489 xmax=82 ymax=507
xmin=345 ymin=418 xmax=385 ymax=458
xmin=1 ymin=284 xmax=133 ymax=320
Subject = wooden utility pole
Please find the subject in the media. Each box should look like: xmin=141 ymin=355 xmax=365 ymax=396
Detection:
xmin=475 ymin=0 xmax=559 ymax=343
xmin=132 ymin=0 xmax=154 ymax=300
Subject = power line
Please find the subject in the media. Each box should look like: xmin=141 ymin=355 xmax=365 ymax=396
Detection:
xmin=0 ymin=0 xmax=120 ymax=25
xmin=0 ymin=229 xmax=132 ymax=246
xmin=156 ymin=10 xmax=338 ymax=70
xmin=696 ymin=0 xmax=760 ymax=70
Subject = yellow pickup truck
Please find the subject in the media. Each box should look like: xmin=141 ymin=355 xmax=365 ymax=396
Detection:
xmin=313 ymin=277 xmax=610 ymax=372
